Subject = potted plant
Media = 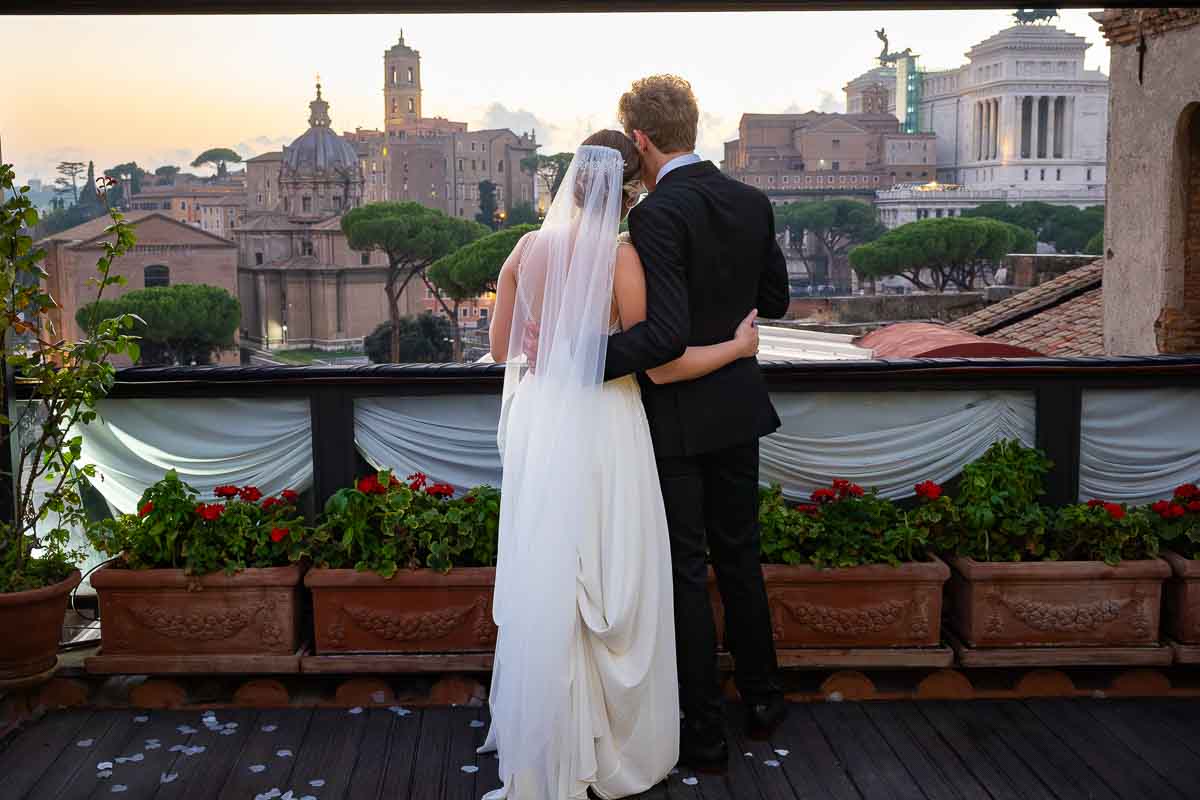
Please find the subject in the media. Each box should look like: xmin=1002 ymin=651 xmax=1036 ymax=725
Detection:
xmin=735 ymin=479 xmax=950 ymax=650
xmin=1147 ymin=482 xmax=1200 ymax=648
xmin=0 ymin=168 xmax=140 ymax=687
xmin=303 ymin=470 xmax=501 ymax=655
xmin=84 ymin=472 xmax=307 ymax=672
xmin=945 ymin=440 xmax=1169 ymax=651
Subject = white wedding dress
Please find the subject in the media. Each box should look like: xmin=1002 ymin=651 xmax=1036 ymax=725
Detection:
xmin=480 ymin=146 xmax=679 ymax=800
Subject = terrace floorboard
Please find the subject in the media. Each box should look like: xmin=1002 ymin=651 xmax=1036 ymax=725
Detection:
xmin=3 ymin=700 xmax=1199 ymax=799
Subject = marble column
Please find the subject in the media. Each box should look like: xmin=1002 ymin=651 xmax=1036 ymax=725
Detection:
xmin=991 ymin=98 xmax=1000 ymax=160
xmin=1032 ymin=96 xmax=1043 ymax=159
xmin=1051 ymin=95 xmax=1060 ymax=159
xmin=255 ymin=272 xmax=269 ymax=345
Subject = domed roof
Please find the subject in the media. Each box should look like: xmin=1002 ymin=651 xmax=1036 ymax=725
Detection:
xmin=282 ymin=80 xmax=361 ymax=175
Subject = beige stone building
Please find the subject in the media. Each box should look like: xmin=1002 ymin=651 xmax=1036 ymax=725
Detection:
xmin=721 ymin=112 xmax=935 ymax=201
xmin=1093 ymin=8 xmax=1200 ymax=354
xmin=38 ymin=211 xmax=241 ymax=364
xmin=236 ymin=83 xmax=425 ymax=352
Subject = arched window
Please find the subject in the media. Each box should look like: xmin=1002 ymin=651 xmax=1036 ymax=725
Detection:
xmin=407 ymin=67 xmax=414 ymax=83
xmin=144 ymin=265 xmax=169 ymax=288
xmin=1160 ymin=103 xmax=1200 ymax=352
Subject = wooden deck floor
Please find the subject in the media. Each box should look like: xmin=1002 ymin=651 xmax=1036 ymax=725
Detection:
xmin=3 ymin=699 xmax=1200 ymax=799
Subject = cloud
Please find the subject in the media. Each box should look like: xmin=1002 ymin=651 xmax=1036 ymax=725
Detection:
xmin=816 ymin=89 xmax=844 ymax=113
xmin=473 ymin=102 xmax=616 ymax=157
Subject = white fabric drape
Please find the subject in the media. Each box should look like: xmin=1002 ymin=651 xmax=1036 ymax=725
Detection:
xmin=354 ymin=395 xmax=503 ymax=492
xmin=761 ymin=391 xmax=1036 ymax=501
xmin=76 ymin=397 xmax=313 ymax=513
xmin=1079 ymin=388 xmax=1200 ymax=504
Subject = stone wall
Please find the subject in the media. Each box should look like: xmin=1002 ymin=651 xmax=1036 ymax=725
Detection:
xmin=785 ymin=292 xmax=985 ymax=324
xmin=1101 ymin=12 xmax=1200 ymax=353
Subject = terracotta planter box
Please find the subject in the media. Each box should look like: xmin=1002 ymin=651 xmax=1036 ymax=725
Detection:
xmin=949 ymin=556 xmax=1170 ymax=648
xmin=1163 ymin=550 xmax=1200 ymax=645
xmin=90 ymin=564 xmax=303 ymax=657
xmin=710 ymin=556 xmax=950 ymax=648
xmin=306 ymin=567 xmax=497 ymax=654
xmin=0 ymin=570 xmax=81 ymax=685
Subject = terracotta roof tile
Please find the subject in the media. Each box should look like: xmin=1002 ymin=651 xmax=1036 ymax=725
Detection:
xmin=951 ymin=259 xmax=1103 ymax=335
xmin=986 ymin=288 xmax=1104 ymax=357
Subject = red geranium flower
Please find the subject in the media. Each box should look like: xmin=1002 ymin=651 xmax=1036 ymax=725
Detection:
xmin=847 ymin=483 xmax=864 ymax=497
xmin=1168 ymin=503 xmax=1187 ymax=519
xmin=408 ymin=472 xmax=428 ymax=491
xmin=1103 ymin=502 xmax=1126 ymax=521
xmin=138 ymin=501 xmax=154 ymax=517
xmin=1086 ymin=498 xmax=1105 ymax=508
xmin=1188 ymin=501 xmax=1200 ymax=513
xmin=915 ymin=481 xmax=943 ymax=501
xmin=270 ymin=527 xmax=289 ymax=543
xmin=357 ymin=475 xmax=380 ymax=495
xmin=811 ymin=488 xmax=837 ymax=504
xmin=464 ymin=495 xmax=476 ymax=505
xmin=795 ymin=503 xmax=819 ymax=516
xmin=195 ymin=503 xmax=223 ymax=521
xmin=1152 ymin=500 xmax=1171 ymax=516
xmin=426 ymin=482 xmax=454 ymax=498
xmin=239 ymin=486 xmax=263 ymax=503
xmin=1174 ymin=483 xmax=1200 ymax=500
xmin=214 ymin=485 xmax=239 ymax=498
xmin=261 ymin=496 xmax=282 ymax=511
xmin=280 ymin=489 xmax=299 ymax=503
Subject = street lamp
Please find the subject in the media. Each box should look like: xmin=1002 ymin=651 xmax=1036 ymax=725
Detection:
xmin=493 ymin=209 xmax=507 ymax=229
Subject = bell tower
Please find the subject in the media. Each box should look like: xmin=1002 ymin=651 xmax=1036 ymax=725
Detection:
xmin=384 ymin=30 xmax=422 ymax=133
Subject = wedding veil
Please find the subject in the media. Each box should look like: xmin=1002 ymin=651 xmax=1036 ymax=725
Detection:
xmin=482 ymin=145 xmax=626 ymax=799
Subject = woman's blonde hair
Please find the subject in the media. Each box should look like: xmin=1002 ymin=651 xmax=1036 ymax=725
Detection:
xmin=578 ymin=130 xmax=643 ymax=209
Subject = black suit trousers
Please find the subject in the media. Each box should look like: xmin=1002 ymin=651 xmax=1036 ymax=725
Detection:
xmin=656 ymin=439 xmax=779 ymax=727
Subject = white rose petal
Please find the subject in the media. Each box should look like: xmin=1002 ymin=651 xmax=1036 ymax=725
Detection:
xmin=281 ymin=791 xmax=295 ymax=800
xmin=261 ymin=724 xmax=279 ymax=732
xmin=775 ymin=749 xmax=790 ymax=757
xmin=348 ymin=706 xmax=363 ymax=715
xmin=76 ymin=739 xmax=95 ymax=747
xmin=168 ymin=745 xmax=186 ymax=753
xmin=111 ymin=784 xmax=128 ymax=793
xmin=160 ymin=772 xmax=179 ymax=784
xmin=682 ymin=776 xmax=699 ymax=786
xmin=97 ymin=761 xmax=114 ymax=770
xmin=249 ymin=764 xmax=267 ymax=774
xmin=301 ymin=796 xmax=318 ymax=800
xmin=97 ymin=770 xmax=113 ymax=779
xmin=133 ymin=715 xmax=149 ymax=723
xmin=469 ymin=720 xmax=485 ymax=728
xmin=370 ymin=691 xmax=387 ymax=703
xmin=276 ymin=749 xmax=293 ymax=758
xmin=220 ymin=729 xmax=238 ymax=736
xmin=184 ymin=746 xmax=206 ymax=756
xmin=309 ymin=779 xmax=326 ymax=788
xmin=669 ymin=768 xmax=679 ymax=775
xmin=461 ymin=765 xmax=479 ymax=774
xmin=827 ymin=691 xmax=844 ymax=703
xmin=177 ymin=725 xmax=198 ymax=735
xmin=387 ymin=706 xmax=411 ymax=717
xmin=764 ymin=759 xmax=781 ymax=768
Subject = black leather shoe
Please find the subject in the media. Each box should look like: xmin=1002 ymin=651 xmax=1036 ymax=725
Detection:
xmin=680 ymin=721 xmax=729 ymax=775
xmin=745 ymin=694 xmax=787 ymax=740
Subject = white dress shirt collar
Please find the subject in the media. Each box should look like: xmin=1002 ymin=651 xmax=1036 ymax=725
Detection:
xmin=655 ymin=152 xmax=703 ymax=186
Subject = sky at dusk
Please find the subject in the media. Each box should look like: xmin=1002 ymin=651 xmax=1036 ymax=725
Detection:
xmin=3 ymin=10 xmax=1108 ymax=184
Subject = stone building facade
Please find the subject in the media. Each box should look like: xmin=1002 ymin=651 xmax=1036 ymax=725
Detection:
xmin=1093 ymin=8 xmax=1200 ymax=354
xmin=866 ymin=24 xmax=1108 ymax=228
xmin=721 ymin=112 xmax=935 ymax=200
xmin=38 ymin=211 xmax=241 ymax=364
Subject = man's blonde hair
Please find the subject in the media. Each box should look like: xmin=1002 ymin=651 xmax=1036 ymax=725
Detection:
xmin=617 ymin=74 xmax=699 ymax=153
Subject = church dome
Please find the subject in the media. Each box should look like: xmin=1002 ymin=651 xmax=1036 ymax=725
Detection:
xmin=282 ymin=81 xmax=361 ymax=176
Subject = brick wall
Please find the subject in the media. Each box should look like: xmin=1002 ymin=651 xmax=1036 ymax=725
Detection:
xmin=1155 ymin=110 xmax=1200 ymax=353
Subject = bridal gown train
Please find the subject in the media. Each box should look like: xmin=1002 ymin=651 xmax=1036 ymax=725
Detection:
xmin=480 ymin=359 xmax=680 ymax=800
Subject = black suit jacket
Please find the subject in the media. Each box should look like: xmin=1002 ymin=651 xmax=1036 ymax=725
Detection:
xmin=604 ymin=160 xmax=791 ymax=458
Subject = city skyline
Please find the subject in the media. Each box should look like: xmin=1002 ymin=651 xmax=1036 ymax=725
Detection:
xmin=3 ymin=9 xmax=1107 ymax=183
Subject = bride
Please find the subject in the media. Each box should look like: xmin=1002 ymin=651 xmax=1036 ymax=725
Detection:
xmin=480 ymin=131 xmax=760 ymax=800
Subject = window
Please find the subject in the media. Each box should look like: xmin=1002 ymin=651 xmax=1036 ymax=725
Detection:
xmin=1056 ymin=168 xmax=1062 ymax=181
xmin=407 ymin=98 xmax=414 ymax=113
xmin=460 ymin=307 xmax=468 ymax=318
xmin=391 ymin=67 xmax=397 ymax=85
xmin=832 ymin=161 xmax=840 ymax=172
xmin=458 ymin=159 xmax=463 ymax=170
xmin=479 ymin=308 xmax=488 ymax=320
xmin=361 ymin=251 xmax=370 ymax=266
xmin=301 ymin=240 xmax=313 ymax=256
xmin=471 ymin=142 xmax=477 ymax=151
xmin=498 ymin=160 xmax=504 ymax=172
xmin=181 ymin=202 xmax=186 ymax=210
xmin=832 ymin=139 xmax=840 ymax=149
xmin=257 ymin=193 xmax=263 ymax=204
xmin=392 ymin=98 xmax=398 ymax=114
xmin=302 ymin=196 xmax=312 ymax=212
xmin=1024 ymin=169 xmax=1029 ymax=181
xmin=1040 ymin=169 xmax=1045 ymax=181
xmin=407 ymin=67 xmax=414 ymax=83
xmin=143 ymin=265 xmax=169 ymax=288
xmin=162 ymin=201 xmax=171 ymax=209
xmin=255 ymin=252 xmax=264 ymax=265
xmin=472 ymin=160 xmax=477 ymax=170
xmin=334 ymin=196 xmax=343 ymax=210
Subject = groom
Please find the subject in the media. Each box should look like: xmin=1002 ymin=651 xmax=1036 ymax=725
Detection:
xmin=604 ymin=75 xmax=790 ymax=772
